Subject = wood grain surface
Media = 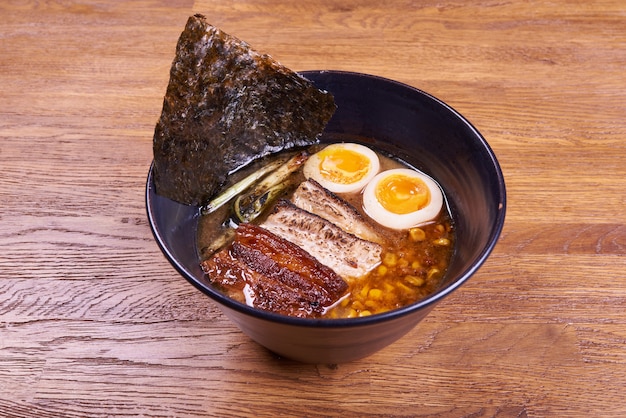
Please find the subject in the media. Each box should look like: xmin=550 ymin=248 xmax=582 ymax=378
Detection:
xmin=1 ymin=0 xmax=625 ymax=416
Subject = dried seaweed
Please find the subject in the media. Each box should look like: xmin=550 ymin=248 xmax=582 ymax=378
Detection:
xmin=153 ymin=14 xmax=336 ymax=205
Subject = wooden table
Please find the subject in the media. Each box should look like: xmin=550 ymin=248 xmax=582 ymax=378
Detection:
xmin=2 ymin=1 xmax=624 ymax=416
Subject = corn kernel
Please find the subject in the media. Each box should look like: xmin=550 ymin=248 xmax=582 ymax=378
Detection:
xmin=411 ymin=261 xmax=421 ymax=269
xmin=359 ymin=310 xmax=372 ymax=317
xmin=352 ymin=301 xmax=365 ymax=311
xmin=368 ymin=288 xmax=382 ymax=299
xmin=347 ymin=309 xmax=358 ymax=318
xmin=396 ymin=281 xmax=413 ymax=294
xmin=409 ymin=227 xmax=426 ymax=242
xmin=377 ymin=265 xmax=388 ymax=276
xmin=427 ymin=268 xmax=441 ymax=280
xmin=433 ymin=238 xmax=451 ymax=246
xmin=383 ymin=253 xmax=397 ymax=267
xmin=360 ymin=285 xmax=370 ymax=298
xmin=365 ymin=300 xmax=378 ymax=309
xmin=405 ymin=275 xmax=425 ymax=287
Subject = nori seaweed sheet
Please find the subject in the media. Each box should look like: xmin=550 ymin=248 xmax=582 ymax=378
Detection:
xmin=153 ymin=14 xmax=336 ymax=206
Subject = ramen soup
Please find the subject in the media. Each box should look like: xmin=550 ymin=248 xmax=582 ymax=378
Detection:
xmin=197 ymin=142 xmax=455 ymax=319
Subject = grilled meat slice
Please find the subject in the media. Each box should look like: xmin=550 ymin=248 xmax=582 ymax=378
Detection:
xmin=262 ymin=200 xmax=382 ymax=279
xmin=201 ymin=248 xmax=248 ymax=304
xmin=291 ymin=179 xmax=383 ymax=243
xmin=201 ymin=223 xmax=347 ymax=318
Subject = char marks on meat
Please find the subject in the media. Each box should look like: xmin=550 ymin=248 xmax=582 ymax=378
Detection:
xmin=153 ymin=14 xmax=336 ymax=205
xmin=262 ymin=200 xmax=382 ymax=279
xmin=292 ymin=179 xmax=383 ymax=243
xmin=201 ymin=223 xmax=347 ymax=318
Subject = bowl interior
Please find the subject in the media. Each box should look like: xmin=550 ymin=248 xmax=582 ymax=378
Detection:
xmin=147 ymin=70 xmax=506 ymax=326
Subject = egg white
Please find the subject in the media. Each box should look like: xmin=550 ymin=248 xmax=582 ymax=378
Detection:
xmin=362 ymin=168 xmax=444 ymax=230
xmin=303 ymin=143 xmax=380 ymax=193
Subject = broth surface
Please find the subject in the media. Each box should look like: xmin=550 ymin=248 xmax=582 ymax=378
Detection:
xmin=197 ymin=142 xmax=455 ymax=318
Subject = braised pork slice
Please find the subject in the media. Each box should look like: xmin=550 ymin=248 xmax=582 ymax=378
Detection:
xmin=291 ymin=179 xmax=383 ymax=243
xmin=201 ymin=223 xmax=347 ymax=318
xmin=262 ymin=200 xmax=382 ymax=279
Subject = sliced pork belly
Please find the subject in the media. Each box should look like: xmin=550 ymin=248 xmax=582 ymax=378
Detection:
xmin=201 ymin=223 xmax=347 ymax=318
xmin=263 ymin=200 xmax=382 ymax=279
xmin=291 ymin=179 xmax=383 ymax=244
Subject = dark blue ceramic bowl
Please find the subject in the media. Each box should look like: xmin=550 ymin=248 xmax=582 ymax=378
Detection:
xmin=146 ymin=70 xmax=506 ymax=363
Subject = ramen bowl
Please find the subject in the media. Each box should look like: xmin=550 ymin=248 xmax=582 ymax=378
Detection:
xmin=146 ymin=70 xmax=506 ymax=364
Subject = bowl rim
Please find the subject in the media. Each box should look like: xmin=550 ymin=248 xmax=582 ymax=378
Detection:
xmin=146 ymin=69 xmax=507 ymax=329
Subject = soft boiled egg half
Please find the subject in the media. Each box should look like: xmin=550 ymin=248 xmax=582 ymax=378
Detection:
xmin=362 ymin=168 xmax=444 ymax=230
xmin=303 ymin=143 xmax=380 ymax=193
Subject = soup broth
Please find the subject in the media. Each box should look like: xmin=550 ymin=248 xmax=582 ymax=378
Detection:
xmin=197 ymin=142 xmax=455 ymax=318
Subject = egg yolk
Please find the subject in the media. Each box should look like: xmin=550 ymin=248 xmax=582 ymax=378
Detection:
xmin=318 ymin=148 xmax=371 ymax=185
xmin=375 ymin=174 xmax=430 ymax=214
